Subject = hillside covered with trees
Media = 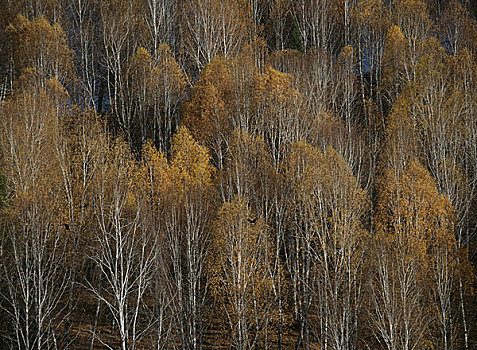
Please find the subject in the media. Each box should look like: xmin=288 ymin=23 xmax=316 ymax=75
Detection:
xmin=0 ymin=0 xmax=476 ymax=349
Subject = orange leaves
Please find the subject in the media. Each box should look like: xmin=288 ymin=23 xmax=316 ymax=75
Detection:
xmin=398 ymin=161 xmax=454 ymax=238
xmin=383 ymin=25 xmax=407 ymax=59
xmin=0 ymin=81 xmax=77 ymax=239
xmin=286 ymin=141 xmax=369 ymax=256
xmin=182 ymin=56 xmax=235 ymax=168
xmin=125 ymin=44 xmax=188 ymax=150
xmin=381 ymin=25 xmax=410 ymax=101
xmin=352 ymin=0 xmax=389 ymax=28
xmin=287 ymin=141 xmax=366 ymax=208
xmin=254 ymin=65 xmax=302 ymax=129
xmin=253 ymin=66 xmax=303 ymax=165
xmin=213 ymin=195 xmax=263 ymax=251
xmin=140 ymin=141 xmax=169 ymax=194
xmin=128 ymin=47 xmax=156 ymax=95
xmin=287 ymin=141 xmax=322 ymax=195
xmin=156 ymin=44 xmax=188 ymax=93
xmin=0 ymin=89 xmax=57 ymax=193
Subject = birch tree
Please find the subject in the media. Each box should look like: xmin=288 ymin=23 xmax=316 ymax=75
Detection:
xmin=88 ymin=138 xmax=156 ymax=350
xmin=0 ymin=81 xmax=70 ymax=350
xmin=210 ymin=195 xmax=275 ymax=349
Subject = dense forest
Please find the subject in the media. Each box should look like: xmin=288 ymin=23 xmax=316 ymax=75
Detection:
xmin=0 ymin=0 xmax=476 ymax=349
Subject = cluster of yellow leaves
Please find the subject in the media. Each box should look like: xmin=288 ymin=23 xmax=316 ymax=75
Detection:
xmin=352 ymin=0 xmax=389 ymax=29
xmin=183 ymin=57 xmax=233 ymax=146
xmin=0 ymin=84 xmax=73 ymax=256
xmin=254 ymin=66 xmax=301 ymax=115
xmin=209 ymin=195 xmax=275 ymax=341
xmin=169 ymin=126 xmax=215 ymax=188
xmin=381 ymin=25 xmax=409 ymax=99
xmin=128 ymin=45 xmax=187 ymax=101
xmin=375 ymin=160 xmax=456 ymax=274
xmin=286 ymin=141 xmax=369 ymax=277
xmin=287 ymin=142 xmax=368 ymax=215
xmin=7 ymin=14 xmax=73 ymax=85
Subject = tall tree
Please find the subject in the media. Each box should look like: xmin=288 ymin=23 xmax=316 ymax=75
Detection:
xmin=87 ymin=138 xmax=156 ymax=350
xmin=292 ymin=0 xmax=335 ymax=52
xmin=210 ymin=195 xmax=275 ymax=349
xmin=139 ymin=141 xmax=174 ymax=349
xmin=0 ymin=80 xmax=71 ymax=350
xmin=164 ymin=126 xmax=215 ymax=350
xmin=371 ymin=160 xmax=457 ymax=350
xmin=286 ymin=142 xmax=369 ymax=350
xmin=128 ymin=45 xmax=187 ymax=152
xmin=100 ymin=0 xmax=144 ymax=145
xmin=64 ymin=0 xmax=102 ymax=108
xmin=254 ymin=66 xmax=302 ymax=167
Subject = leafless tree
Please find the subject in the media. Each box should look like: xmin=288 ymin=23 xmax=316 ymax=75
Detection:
xmin=87 ymin=140 xmax=156 ymax=350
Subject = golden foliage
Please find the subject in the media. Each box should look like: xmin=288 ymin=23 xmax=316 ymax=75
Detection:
xmin=209 ymin=195 xmax=275 ymax=346
xmin=170 ymin=126 xmax=215 ymax=188
xmin=381 ymin=25 xmax=409 ymax=99
xmin=375 ymin=160 xmax=456 ymax=269
xmin=7 ymin=14 xmax=74 ymax=85
xmin=183 ymin=57 xmax=233 ymax=144
xmin=255 ymin=66 xmax=300 ymax=109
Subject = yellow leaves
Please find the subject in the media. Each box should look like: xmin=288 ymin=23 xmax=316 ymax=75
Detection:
xmin=0 ymin=84 xmax=70 ymax=232
xmin=170 ymin=126 xmax=215 ymax=188
xmin=255 ymin=66 xmax=300 ymax=107
xmin=215 ymin=196 xmax=256 ymax=237
xmin=339 ymin=45 xmax=354 ymax=62
xmin=253 ymin=66 xmax=302 ymax=150
xmin=141 ymin=141 xmax=169 ymax=190
xmin=413 ymin=38 xmax=447 ymax=83
xmin=156 ymin=43 xmax=188 ymax=92
xmin=7 ymin=14 xmax=73 ymax=85
xmin=129 ymin=45 xmax=187 ymax=100
xmin=287 ymin=142 xmax=366 ymax=204
xmin=395 ymin=0 xmax=433 ymax=38
xmin=0 ymin=90 xmax=56 ymax=190
xmin=128 ymin=126 xmax=216 ymax=214
xmin=381 ymin=25 xmax=410 ymax=95
xmin=286 ymin=141 xmax=369 ymax=244
xmin=224 ymin=129 xmax=276 ymax=194
xmin=183 ymin=56 xmax=233 ymax=145
xmin=353 ymin=0 xmax=389 ymax=28
xmin=287 ymin=141 xmax=322 ymax=194
xmin=129 ymin=47 xmax=154 ymax=76
xmin=236 ymin=36 xmax=268 ymax=73
xmin=210 ymin=194 xmax=273 ymax=324
xmin=338 ymin=46 xmax=357 ymax=81
xmin=375 ymin=160 xmax=456 ymax=271
xmin=385 ymin=25 xmax=407 ymax=48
